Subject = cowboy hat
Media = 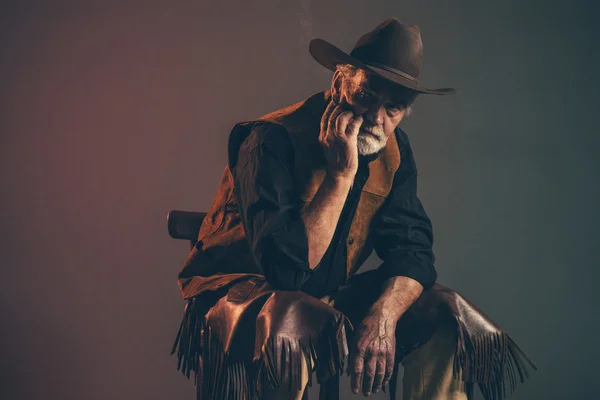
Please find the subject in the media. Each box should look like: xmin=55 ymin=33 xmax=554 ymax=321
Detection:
xmin=309 ymin=18 xmax=457 ymax=95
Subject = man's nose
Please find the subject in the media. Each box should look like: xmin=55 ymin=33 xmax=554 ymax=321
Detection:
xmin=365 ymin=105 xmax=385 ymax=126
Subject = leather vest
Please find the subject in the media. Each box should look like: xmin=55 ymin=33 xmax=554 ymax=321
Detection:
xmin=178 ymin=90 xmax=401 ymax=299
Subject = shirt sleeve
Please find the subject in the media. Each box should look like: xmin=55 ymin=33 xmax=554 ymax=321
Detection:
xmin=231 ymin=123 xmax=313 ymax=291
xmin=373 ymin=129 xmax=438 ymax=289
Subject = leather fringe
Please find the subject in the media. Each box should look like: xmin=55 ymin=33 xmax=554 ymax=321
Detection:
xmin=171 ymin=296 xmax=206 ymax=380
xmin=453 ymin=316 xmax=537 ymax=400
xmin=202 ymin=325 xmax=253 ymax=400
xmin=172 ymin=297 xmax=350 ymax=400
xmin=254 ymin=315 xmax=350 ymax=400
xmin=171 ymin=296 xmax=255 ymax=400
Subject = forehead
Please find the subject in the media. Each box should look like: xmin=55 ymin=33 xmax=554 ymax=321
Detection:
xmin=345 ymin=69 xmax=403 ymax=103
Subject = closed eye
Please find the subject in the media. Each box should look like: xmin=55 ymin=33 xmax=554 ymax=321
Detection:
xmin=386 ymin=103 xmax=401 ymax=112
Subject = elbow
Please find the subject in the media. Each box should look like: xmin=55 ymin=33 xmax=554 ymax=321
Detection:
xmin=261 ymin=263 xmax=311 ymax=291
xmin=421 ymin=268 xmax=437 ymax=290
xmin=266 ymin=277 xmax=304 ymax=292
xmin=253 ymin=231 xmax=311 ymax=291
xmin=414 ymin=250 xmax=437 ymax=289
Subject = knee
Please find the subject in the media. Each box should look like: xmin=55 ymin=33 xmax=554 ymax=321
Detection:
xmin=257 ymin=291 xmax=344 ymax=339
xmin=254 ymin=291 xmax=350 ymax=390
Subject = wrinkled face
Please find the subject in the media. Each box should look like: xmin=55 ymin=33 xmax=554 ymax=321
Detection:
xmin=333 ymin=68 xmax=408 ymax=155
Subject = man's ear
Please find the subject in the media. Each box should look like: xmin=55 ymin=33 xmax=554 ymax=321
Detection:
xmin=331 ymin=69 xmax=343 ymax=103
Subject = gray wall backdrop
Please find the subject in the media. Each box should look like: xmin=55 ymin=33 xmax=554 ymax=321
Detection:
xmin=1 ymin=1 xmax=598 ymax=399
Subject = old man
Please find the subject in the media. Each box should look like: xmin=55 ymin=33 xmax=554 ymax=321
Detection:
xmin=172 ymin=18 xmax=535 ymax=400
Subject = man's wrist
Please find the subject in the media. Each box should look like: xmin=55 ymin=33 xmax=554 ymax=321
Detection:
xmin=368 ymin=276 xmax=423 ymax=322
xmin=324 ymin=170 xmax=355 ymax=190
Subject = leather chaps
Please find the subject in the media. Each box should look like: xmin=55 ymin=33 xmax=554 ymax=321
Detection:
xmin=172 ymin=270 xmax=536 ymax=400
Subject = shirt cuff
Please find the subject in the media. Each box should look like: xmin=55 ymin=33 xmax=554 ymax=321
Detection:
xmin=376 ymin=252 xmax=437 ymax=289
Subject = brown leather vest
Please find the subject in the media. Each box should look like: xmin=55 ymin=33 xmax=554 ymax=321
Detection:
xmin=178 ymin=90 xmax=401 ymax=299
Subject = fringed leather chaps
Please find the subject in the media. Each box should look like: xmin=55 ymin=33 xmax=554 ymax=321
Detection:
xmin=415 ymin=285 xmax=537 ymax=400
xmin=172 ymin=273 xmax=536 ymax=400
xmin=172 ymin=277 xmax=351 ymax=400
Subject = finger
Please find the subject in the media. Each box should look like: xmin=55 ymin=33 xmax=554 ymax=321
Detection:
xmin=382 ymin=342 xmax=395 ymax=388
xmin=321 ymin=100 xmax=337 ymax=126
xmin=372 ymin=356 xmax=386 ymax=394
xmin=362 ymin=350 xmax=378 ymax=396
xmin=328 ymin=105 xmax=345 ymax=131
xmin=335 ymin=110 xmax=354 ymax=136
xmin=349 ymin=349 xmax=365 ymax=394
xmin=345 ymin=114 xmax=364 ymax=138
xmin=320 ymin=101 xmax=337 ymax=141
xmin=325 ymin=105 xmax=344 ymax=140
xmin=321 ymin=105 xmax=343 ymax=147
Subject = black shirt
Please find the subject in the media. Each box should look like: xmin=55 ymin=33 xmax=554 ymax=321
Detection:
xmin=231 ymin=123 xmax=437 ymax=299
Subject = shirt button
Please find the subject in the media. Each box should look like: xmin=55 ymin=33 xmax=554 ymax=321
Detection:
xmin=347 ymin=237 xmax=354 ymax=245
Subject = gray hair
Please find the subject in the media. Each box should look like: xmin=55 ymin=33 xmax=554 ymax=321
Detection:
xmin=335 ymin=63 xmax=414 ymax=117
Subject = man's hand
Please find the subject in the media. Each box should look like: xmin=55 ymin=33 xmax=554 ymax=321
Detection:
xmin=348 ymin=313 xmax=396 ymax=396
xmin=347 ymin=276 xmax=423 ymax=395
xmin=319 ymin=100 xmax=364 ymax=180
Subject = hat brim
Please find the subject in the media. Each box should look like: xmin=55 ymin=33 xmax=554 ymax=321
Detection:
xmin=309 ymin=38 xmax=457 ymax=96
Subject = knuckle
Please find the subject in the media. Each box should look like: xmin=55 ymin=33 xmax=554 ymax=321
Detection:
xmin=354 ymin=342 xmax=366 ymax=352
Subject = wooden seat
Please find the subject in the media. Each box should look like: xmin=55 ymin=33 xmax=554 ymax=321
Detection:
xmin=166 ymin=210 xmax=206 ymax=248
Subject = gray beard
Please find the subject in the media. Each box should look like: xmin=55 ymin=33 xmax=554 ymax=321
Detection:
xmin=357 ymin=127 xmax=388 ymax=155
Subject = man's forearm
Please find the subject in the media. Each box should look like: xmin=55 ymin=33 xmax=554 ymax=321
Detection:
xmin=368 ymin=276 xmax=423 ymax=321
xmin=301 ymin=173 xmax=353 ymax=269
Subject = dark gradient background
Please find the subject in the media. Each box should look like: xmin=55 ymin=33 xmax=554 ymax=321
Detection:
xmin=1 ymin=1 xmax=599 ymax=399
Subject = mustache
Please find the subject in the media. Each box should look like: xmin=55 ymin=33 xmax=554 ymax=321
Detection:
xmin=359 ymin=124 xmax=385 ymax=138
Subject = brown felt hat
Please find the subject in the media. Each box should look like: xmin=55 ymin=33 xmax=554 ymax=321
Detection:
xmin=309 ymin=18 xmax=457 ymax=95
